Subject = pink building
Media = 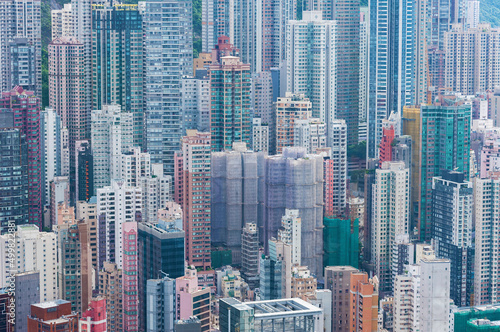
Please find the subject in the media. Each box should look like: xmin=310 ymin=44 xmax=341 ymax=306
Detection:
xmin=122 ymin=222 xmax=138 ymax=331
xmin=480 ymin=135 xmax=500 ymax=179
xmin=49 ymin=37 xmax=86 ymax=201
xmin=0 ymin=86 xmax=42 ymax=227
xmin=379 ymin=126 xmax=395 ymax=164
xmin=176 ymin=267 xmax=211 ymax=331
xmin=79 ymin=297 xmax=107 ymax=332
xmin=174 ymin=130 xmax=212 ymax=270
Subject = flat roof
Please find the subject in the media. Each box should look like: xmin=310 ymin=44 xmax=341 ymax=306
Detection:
xmin=224 ymin=298 xmax=322 ymax=319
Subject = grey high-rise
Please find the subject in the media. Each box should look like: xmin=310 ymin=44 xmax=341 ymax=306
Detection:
xmin=211 ymin=143 xmax=265 ymax=263
xmin=142 ymin=0 xmax=193 ymax=176
xmin=263 ymin=147 xmax=324 ymax=277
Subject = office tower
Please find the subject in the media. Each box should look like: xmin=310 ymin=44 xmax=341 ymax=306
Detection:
xmin=445 ymin=24 xmax=500 ymax=95
xmin=367 ymin=0 xmax=415 ymax=158
xmin=418 ymin=105 xmax=471 ymax=241
xmin=252 ymin=118 xmax=269 ymax=153
xmin=99 ymin=262 xmax=123 ymax=332
xmin=174 ymin=130 xmax=211 ymax=269
xmin=294 ymin=119 xmax=327 ymax=154
xmin=50 ymin=177 xmax=70 ymax=225
xmin=286 ymin=12 xmax=336 ymax=127
xmin=142 ymin=0 xmax=192 ymax=176
xmin=209 ymin=56 xmax=252 ymax=152
xmin=51 ymin=3 xmax=72 ymax=39
xmin=474 ymin=178 xmax=500 ymax=305
xmin=393 ymin=254 xmax=451 ymax=332
xmin=431 ymin=171 xmax=473 ymax=307
xmin=260 ymin=238 xmax=292 ymax=300
xmin=40 ymin=108 xmax=61 ymax=209
xmin=323 ymin=217 xmax=359 ymax=268
xmin=91 ymin=104 xmax=133 ymax=191
xmin=264 ymin=147 xmax=324 ymax=277
xmin=359 ymin=7 xmax=368 ymax=124
xmin=8 ymin=38 xmax=37 ymax=93
xmin=325 ymin=266 xmax=379 ymax=332
xmin=220 ymin=298 xmax=322 ymax=332
xmin=56 ymin=220 xmax=92 ymax=313
xmin=241 ymin=222 xmax=260 ymax=289
xmin=75 ymin=140 xmax=93 ymax=201
xmin=27 ymin=300 xmax=78 ymax=332
xmin=274 ymin=93 xmax=312 ymax=154
xmin=372 ymin=161 xmax=410 ymax=293
xmin=0 ymin=127 xmax=28 ymax=233
xmin=79 ymin=298 xmax=107 ymax=332
xmin=0 ymin=0 xmax=41 ymax=98
xmin=146 ymin=276 xmax=176 ymax=332
xmin=175 ymin=268 xmax=211 ymax=332
xmin=12 ymin=271 xmax=40 ymax=332
xmin=49 ymin=37 xmax=86 ymax=203
xmin=122 ymin=222 xmax=139 ymax=331
xmin=0 ymin=225 xmax=57 ymax=302
xmin=138 ymin=221 xmax=185 ymax=330
xmin=97 ymin=180 xmax=142 ymax=269
xmin=0 ymin=88 xmax=41 ymax=227
xmin=466 ymin=0 xmax=480 ymax=29
xmin=92 ymin=3 xmax=143 ymax=147
xmin=252 ymin=71 xmax=273 ymax=124
xmin=277 ymin=209 xmax=301 ymax=265
xmin=211 ymin=143 xmax=265 ymax=261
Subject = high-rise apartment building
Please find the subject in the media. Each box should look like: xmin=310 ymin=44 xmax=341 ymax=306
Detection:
xmin=367 ymin=0 xmax=415 ymax=158
xmin=325 ymin=266 xmax=379 ymax=332
xmin=0 ymin=0 xmax=41 ymax=98
xmin=466 ymin=0 xmax=480 ymax=29
xmin=79 ymin=297 xmax=107 ymax=332
xmin=76 ymin=141 xmax=93 ymax=202
xmin=241 ymin=222 xmax=260 ymax=289
xmin=209 ymin=56 xmax=252 ymax=152
xmin=0 ymin=127 xmax=28 ymax=233
xmin=13 ymin=271 xmax=40 ymax=332
xmin=49 ymin=37 xmax=86 ymax=203
xmin=323 ymin=216 xmax=359 ymax=268
xmin=274 ymin=93 xmax=312 ymax=154
xmin=142 ymin=0 xmax=192 ymax=176
xmin=371 ymin=161 xmax=410 ymax=293
xmin=8 ymin=38 xmax=37 ymax=93
xmin=260 ymin=238 xmax=292 ymax=300
xmin=445 ymin=24 xmax=500 ymax=96
xmin=211 ymin=142 xmax=265 ymax=262
xmin=174 ymin=130 xmax=212 ymax=269
xmin=76 ymin=198 xmax=99 ymax=276
xmin=0 ymin=87 xmax=41 ymax=227
xmin=91 ymin=104 xmax=133 ymax=191
xmin=99 ymin=262 xmax=123 ymax=332
xmin=92 ymin=3 xmax=144 ymax=147
xmin=51 ymin=3 xmax=72 ymax=39
xmin=40 ymin=108 xmax=61 ymax=209
xmin=252 ymin=118 xmax=269 ymax=154
xmin=122 ymin=222 xmax=139 ymax=331
xmin=252 ymin=72 xmax=273 ymax=124
xmin=0 ymin=225 xmax=57 ymax=302
xmin=293 ymin=118 xmax=327 ymax=154
xmin=432 ymin=171 xmax=473 ymax=307
xmin=176 ymin=268 xmax=211 ymax=331
xmin=97 ymin=180 xmax=142 ymax=269
xmin=146 ymin=276 xmax=176 ymax=332
xmin=359 ymin=8 xmax=368 ymax=124
xmin=286 ymin=12 xmax=336 ymax=127
xmin=418 ymin=105 xmax=471 ymax=241
xmin=27 ymin=300 xmax=78 ymax=332
xmin=474 ymin=178 xmax=500 ymax=305
xmin=264 ymin=148 xmax=324 ymax=277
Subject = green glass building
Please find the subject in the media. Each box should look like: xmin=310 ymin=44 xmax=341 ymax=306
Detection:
xmin=418 ymin=105 xmax=471 ymax=241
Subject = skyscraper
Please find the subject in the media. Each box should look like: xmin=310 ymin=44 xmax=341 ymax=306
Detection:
xmin=209 ymin=55 xmax=252 ymax=152
xmin=367 ymin=0 xmax=415 ymax=158
xmin=49 ymin=37 xmax=86 ymax=203
xmin=51 ymin=3 xmax=72 ymax=39
xmin=40 ymin=108 xmax=61 ymax=209
xmin=174 ymin=130 xmax=211 ymax=269
xmin=142 ymin=0 xmax=193 ymax=176
xmin=0 ymin=87 xmax=42 ymax=227
xmin=241 ymin=222 xmax=260 ymax=289
xmin=0 ymin=0 xmax=41 ymax=98
xmin=146 ymin=276 xmax=176 ymax=332
xmin=431 ymin=171 xmax=473 ymax=307
xmin=92 ymin=3 xmax=144 ymax=146
xmin=8 ymin=38 xmax=37 ymax=93
xmin=418 ymin=104 xmax=471 ymax=241
xmin=99 ymin=262 xmax=123 ymax=332
xmin=371 ymin=161 xmax=410 ymax=294
xmin=122 ymin=222 xmax=139 ymax=331
xmin=474 ymin=177 xmax=500 ymax=305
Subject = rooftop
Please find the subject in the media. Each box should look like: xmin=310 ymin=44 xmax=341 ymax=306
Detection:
xmin=223 ymin=298 xmax=322 ymax=319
